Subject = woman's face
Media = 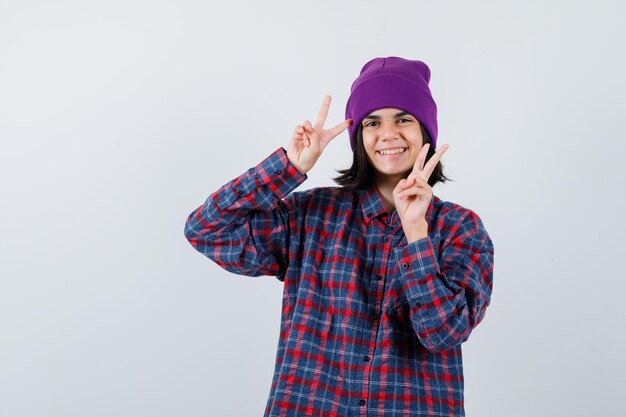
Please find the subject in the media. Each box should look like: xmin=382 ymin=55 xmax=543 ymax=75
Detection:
xmin=361 ymin=108 xmax=424 ymax=182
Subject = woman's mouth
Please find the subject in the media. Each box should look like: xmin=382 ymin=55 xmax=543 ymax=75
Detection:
xmin=376 ymin=147 xmax=407 ymax=157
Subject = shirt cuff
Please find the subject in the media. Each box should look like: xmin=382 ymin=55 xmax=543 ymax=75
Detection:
xmin=252 ymin=147 xmax=308 ymax=199
xmin=393 ymin=236 xmax=441 ymax=308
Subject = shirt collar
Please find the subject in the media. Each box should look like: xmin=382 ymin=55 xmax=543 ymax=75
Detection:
xmin=359 ymin=183 xmax=436 ymax=224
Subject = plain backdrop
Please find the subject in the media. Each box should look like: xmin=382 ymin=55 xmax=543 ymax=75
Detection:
xmin=1 ymin=0 xmax=625 ymax=416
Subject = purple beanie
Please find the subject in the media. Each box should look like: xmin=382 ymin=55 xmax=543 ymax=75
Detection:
xmin=345 ymin=56 xmax=438 ymax=152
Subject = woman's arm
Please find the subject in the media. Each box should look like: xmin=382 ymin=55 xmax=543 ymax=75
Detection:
xmin=185 ymin=95 xmax=350 ymax=279
xmin=394 ymin=209 xmax=495 ymax=353
xmin=183 ymin=147 xmax=307 ymax=280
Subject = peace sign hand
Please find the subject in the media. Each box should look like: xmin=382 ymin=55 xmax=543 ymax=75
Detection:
xmin=287 ymin=95 xmax=352 ymax=175
xmin=393 ymin=143 xmax=450 ymax=230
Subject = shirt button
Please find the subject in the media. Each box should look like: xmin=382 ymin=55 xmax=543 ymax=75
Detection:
xmin=375 ymin=274 xmax=383 ymax=281
xmin=371 ymin=312 xmax=378 ymax=320
xmin=402 ymin=262 xmax=409 ymax=269
xmin=359 ymin=399 xmax=366 ymax=406
xmin=363 ymin=355 xmax=371 ymax=362
xmin=275 ymin=169 xmax=282 ymax=175
xmin=383 ymin=236 xmax=389 ymax=243
xmin=367 ymin=212 xmax=373 ymax=218
xmin=385 ymin=217 xmax=391 ymax=224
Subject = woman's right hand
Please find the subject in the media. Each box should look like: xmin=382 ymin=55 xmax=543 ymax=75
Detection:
xmin=287 ymin=95 xmax=352 ymax=175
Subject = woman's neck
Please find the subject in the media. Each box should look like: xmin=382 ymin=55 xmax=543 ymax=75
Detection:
xmin=374 ymin=173 xmax=406 ymax=214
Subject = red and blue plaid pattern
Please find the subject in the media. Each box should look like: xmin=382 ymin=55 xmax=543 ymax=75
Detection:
xmin=184 ymin=147 xmax=495 ymax=417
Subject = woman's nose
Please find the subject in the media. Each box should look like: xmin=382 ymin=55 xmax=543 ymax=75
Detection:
xmin=379 ymin=121 xmax=399 ymax=138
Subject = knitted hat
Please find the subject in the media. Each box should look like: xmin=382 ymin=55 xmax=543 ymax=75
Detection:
xmin=345 ymin=56 xmax=438 ymax=152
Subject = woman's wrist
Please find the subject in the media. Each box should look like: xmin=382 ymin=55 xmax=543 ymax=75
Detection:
xmin=286 ymin=155 xmax=309 ymax=175
xmin=403 ymin=221 xmax=429 ymax=244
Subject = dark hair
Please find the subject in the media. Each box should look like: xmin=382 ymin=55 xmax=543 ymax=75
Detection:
xmin=332 ymin=122 xmax=452 ymax=191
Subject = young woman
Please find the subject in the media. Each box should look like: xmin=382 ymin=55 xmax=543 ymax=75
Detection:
xmin=184 ymin=56 xmax=494 ymax=417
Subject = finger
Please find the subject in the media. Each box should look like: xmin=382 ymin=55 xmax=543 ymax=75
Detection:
xmin=397 ymin=177 xmax=426 ymax=195
xmin=393 ymin=178 xmax=410 ymax=195
xmin=304 ymin=121 xmax=314 ymax=137
xmin=397 ymin=182 xmax=430 ymax=200
xmin=305 ymin=125 xmax=315 ymax=147
xmin=411 ymin=176 xmax=428 ymax=187
xmin=325 ymin=119 xmax=352 ymax=141
xmin=301 ymin=121 xmax=313 ymax=145
xmin=420 ymin=144 xmax=449 ymax=181
xmin=393 ymin=178 xmax=418 ymax=198
xmin=397 ymin=187 xmax=428 ymax=200
xmin=293 ymin=125 xmax=308 ymax=147
xmin=408 ymin=144 xmax=430 ymax=180
xmin=402 ymin=177 xmax=416 ymax=189
xmin=314 ymin=95 xmax=331 ymax=131
xmin=399 ymin=176 xmax=427 ymax=190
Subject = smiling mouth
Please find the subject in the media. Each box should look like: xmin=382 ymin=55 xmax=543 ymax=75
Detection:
xmin=376 ymin=148 xmax=407 ymax=156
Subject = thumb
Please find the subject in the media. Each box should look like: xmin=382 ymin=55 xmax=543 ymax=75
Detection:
xmin=394 ymin=178 xmax=410 ymax=194
xmin=402 ymin=177 xmax=415 ymax=188
xmin=305 ymin=125 xmax=322 ymax=150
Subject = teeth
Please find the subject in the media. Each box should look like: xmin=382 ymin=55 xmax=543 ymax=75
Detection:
xmin=378 ymin=148 xmax=406 ymax=155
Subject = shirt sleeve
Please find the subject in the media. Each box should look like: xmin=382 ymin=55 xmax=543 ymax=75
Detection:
xmin=393 ymin=209 xmax=495 ymax=353
xmin=183 ymin=147 xmax=307 ymax=280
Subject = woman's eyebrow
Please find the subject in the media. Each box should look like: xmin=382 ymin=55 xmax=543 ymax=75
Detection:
xmin=363 ymin=111 xmax=410 ymax=120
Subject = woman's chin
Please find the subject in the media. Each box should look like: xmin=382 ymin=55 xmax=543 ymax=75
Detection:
xmin=377 ymin=166 xmax=410 ymax=176
xmin=375 ymin=168 xmax=411 ymax=181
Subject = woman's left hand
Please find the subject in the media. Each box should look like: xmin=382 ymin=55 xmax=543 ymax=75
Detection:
xmin=393 ymin=143 xmax=450 ymax=230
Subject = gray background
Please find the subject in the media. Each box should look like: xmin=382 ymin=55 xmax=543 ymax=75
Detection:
xmin=1 ymin=0 xmax=625 ymax=416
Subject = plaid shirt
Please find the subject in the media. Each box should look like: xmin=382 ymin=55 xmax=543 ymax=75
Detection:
xmin=184 ymin=147 xmax=494 ymax=417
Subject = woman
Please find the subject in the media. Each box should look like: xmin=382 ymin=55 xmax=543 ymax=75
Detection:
xmin=184 ymin=56 xmax=494 ymax=417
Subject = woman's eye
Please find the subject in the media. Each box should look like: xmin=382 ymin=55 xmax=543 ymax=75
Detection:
xmin=364 ymin=119 xmax=411 ymax=127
